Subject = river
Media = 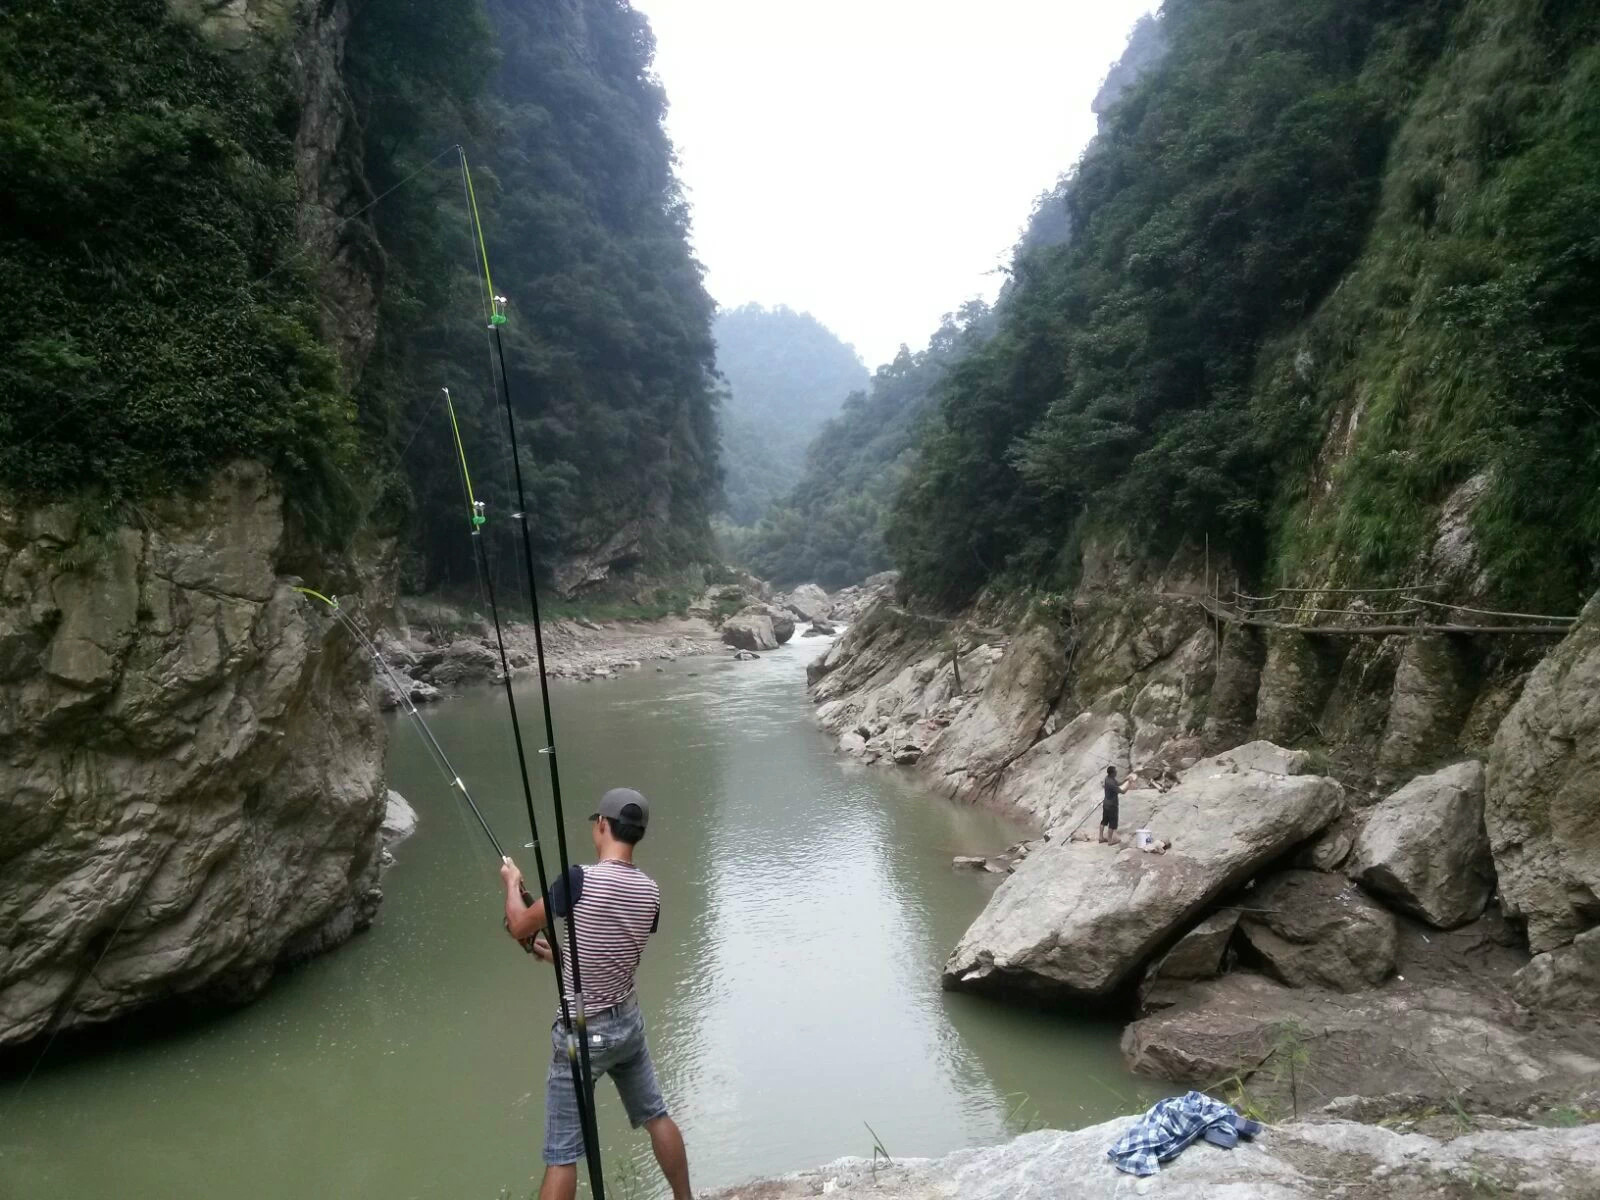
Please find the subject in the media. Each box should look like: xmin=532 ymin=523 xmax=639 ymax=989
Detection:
xmin=1 ymin=633 xmax=1159 ymax=1199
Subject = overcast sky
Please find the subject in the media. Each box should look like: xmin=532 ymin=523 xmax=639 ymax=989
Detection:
xmin=631 ymin=0 xmax=1160 ymax=369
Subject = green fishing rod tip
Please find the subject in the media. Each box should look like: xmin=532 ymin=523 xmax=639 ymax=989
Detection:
xmin=471 ymin=515 xmax=486 ymax=527
xmin=489 ymin=314 xmax=508 ymax=326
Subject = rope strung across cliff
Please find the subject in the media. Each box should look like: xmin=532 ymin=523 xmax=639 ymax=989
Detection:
xmin=456 ymin=149 xmax=608 ymax=1200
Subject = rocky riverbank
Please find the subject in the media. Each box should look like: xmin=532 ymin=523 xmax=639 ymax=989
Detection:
xmin=372 ymin=575 xmax=875 ymax=703
xmin=708 ymin=1111 xmax=1600 ymax=1199
xmin=807 ymin=552 xmax=1600 ymax=1124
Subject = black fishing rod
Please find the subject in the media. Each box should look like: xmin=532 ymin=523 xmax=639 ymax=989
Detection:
xmin=293 ymin=588 xmax=509 ymax=861
xmin=439 ymin=388 xmax=606 ymax=1168
xmin=458 ymin=152 xmax=607 ymax=1198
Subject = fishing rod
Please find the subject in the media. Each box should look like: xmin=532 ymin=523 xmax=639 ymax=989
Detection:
xmin=457 ymin=149 xmax=607 ymax=1198
xmin=292 ymin=588 xmax=512 ymax=864
xmin=438 ymin=388 xmax=606 ymax=1174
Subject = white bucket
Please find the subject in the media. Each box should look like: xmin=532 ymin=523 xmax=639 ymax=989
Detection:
xmin=1135 ymin=828 xmax=1154 ymax=850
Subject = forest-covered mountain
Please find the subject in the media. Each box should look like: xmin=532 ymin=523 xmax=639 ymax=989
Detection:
xmin=736 ymin=303 xmax=990 ymax=589
xmin=729 ymin=15 xmax=1167 ymax=590
xmin=887 ymin=0 xmax=1600 ymax=613
xmin=713 ymin=304 xmax=868 ymax=527
xmin=0 ymin=0 xmax=722 ymax=596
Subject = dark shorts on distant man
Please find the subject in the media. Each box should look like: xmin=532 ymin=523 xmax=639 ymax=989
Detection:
xmin=1102 ymin=797 xmax=1119 ymax=830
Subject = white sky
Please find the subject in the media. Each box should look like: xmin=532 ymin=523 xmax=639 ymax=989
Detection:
xmin=632 ymin=0 xmax=1161 ymax=369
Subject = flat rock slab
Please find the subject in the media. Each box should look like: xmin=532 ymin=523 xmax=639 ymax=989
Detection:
xmin=1123 ymin=972 xmax=1600 ymax=1114
xmin=943 ymin=758 xmax=1344 ymax=1001
xmin=706 ymin=1115 xmax=1600 ymax=1199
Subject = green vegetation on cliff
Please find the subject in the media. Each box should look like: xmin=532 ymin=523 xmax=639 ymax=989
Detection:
xmin=735 ymin=304 xmax=990 ymax=588
xmin=0 ymin=0 xmax=352 ymax=528
xmin=885 ymin=0 xmax=1600 ymax=613
xmin=2 ymin=0 xmax=723 ymax=586
xmin=372 ymin=0 xmax=724 ymax=592
xmin=713 ymin=304 xmax=869 ymax=527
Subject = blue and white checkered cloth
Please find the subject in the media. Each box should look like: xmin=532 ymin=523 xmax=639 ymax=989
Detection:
xmin=1107 ymin=1090 xmax=1242 ymax=1177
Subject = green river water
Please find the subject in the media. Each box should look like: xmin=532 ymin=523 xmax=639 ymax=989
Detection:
xmin=0 ymin=634 xmax=1159 ymax=1199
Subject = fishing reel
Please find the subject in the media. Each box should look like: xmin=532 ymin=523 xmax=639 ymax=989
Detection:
xmin=506 ymin=887 xmax=544 ymax=956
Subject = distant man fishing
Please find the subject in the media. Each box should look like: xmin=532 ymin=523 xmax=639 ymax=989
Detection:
xmin=1100 ymin=766 xmax=1137 ymax=844
xmin=500 ymin=787 xmax=693 ymax=1200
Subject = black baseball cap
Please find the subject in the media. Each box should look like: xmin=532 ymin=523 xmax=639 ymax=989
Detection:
xmin=592 ymin=787 xmax=649 ymax=829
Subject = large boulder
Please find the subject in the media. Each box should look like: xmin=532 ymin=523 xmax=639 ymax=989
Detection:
xmin=721 ymin=611 xmax=778 ymax=652
xmin=1511 ymin=926 xmax=1600 ymax=1013
xmin=1349 ymin=760 xmax=1493 ymax=928
xmin=1485 ymin=590 xmax=1600 ymax=953
xmin=942 ymin=749 xmax=1344 ymax=1001
xmin=415 ymin=638 xmax=498 ymax=686
xmin=766 ymin=607 xmax=796 ymax=644
xmin=785 ymin=583 xmax=831 ymax=621
xmin=1238 ymin=870 xmax=1397 ymax=992
xmin=1148 ymin=910 xmax=1239 ymax=983
xmin=381 ymin=790 xmax=418 ymax=849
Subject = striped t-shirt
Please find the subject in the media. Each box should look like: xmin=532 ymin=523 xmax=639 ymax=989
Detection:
xmin=549 ymin=860 xmax=661 ymax=1011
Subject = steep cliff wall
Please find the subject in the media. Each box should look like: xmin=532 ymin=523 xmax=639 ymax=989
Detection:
xmin=0 ymin=0 xmax=392 ymax=1048
xmin=0 ymin=464 xmax=388 ymax=1047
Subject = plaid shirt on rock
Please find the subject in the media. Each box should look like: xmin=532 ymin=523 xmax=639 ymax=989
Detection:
xmin=1107 ymin=1090 xmax=1242 ymax=1177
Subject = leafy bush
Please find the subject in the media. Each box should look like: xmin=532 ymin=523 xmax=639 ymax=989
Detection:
xmin=0 ymin=0 xmax=355 ymax=535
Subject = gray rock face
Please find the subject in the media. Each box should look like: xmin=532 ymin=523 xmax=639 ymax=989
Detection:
xmin=943 ymin=750 xmax=1343 ymax=1001
xmin=1485 ymin=589 xmax=1600 ymax=953
xmin=1378 ymin=634 xmax=1481 ymax=775
xmin=707 ymin=1113 xmax=1600 ymax=1200
xmin=1350 ymin=760 xmax=1494 ymax=928
xmin=922 ymin=622 xmax=1068 ymax=802
xmin=988 ymin=710 xmax=1129 ymax=832
xmin=416 ymin=638 xmax=498 ymax=687
xmin=1239 ymin=871 xmax=1397 ymax=992
xmin=381 ymin=791 xmax=418 ymax=849
xmin=1149 ymin=910 xmax=1239 ymax=982
xmin=1254 ymin=631 xmax=1342 ymax=745
xmin=765 ymin=607 xmax=796 ymax=644
xmin=1512 ymin=926 xmax=1600 ymax=1013
xmin=785 ymin=583 xmax=830 ymax=621
xmin=721 ymin=612 xmax=778 ymax=652
xmin=1124 ymin=971 xmax=1600 ymax=1116
xmin=0 ymin=462 xmax=387 ymax=1047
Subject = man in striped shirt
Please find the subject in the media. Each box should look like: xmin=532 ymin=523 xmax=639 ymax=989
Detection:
xmin=500 ymin=787 xmax=692 ymax=1200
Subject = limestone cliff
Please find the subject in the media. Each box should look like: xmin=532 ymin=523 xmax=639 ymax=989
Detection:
xmin=0 ymin=463 xmax=388 ymax=1048
xmin=0 ymin=0 xmax=391 ymax=1048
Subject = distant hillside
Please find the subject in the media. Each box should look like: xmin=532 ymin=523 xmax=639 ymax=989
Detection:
xmin=730 ymin=15 xmax=1169 ymax=590
xmin=737 ymin=303 xmax=991 ymax=589
xmin=713 ymin=304 xmax=869 ymax=526
xmin=889 ymin=0 xmax=1600 ymax=613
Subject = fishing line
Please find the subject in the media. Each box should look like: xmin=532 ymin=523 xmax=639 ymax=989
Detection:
xmin=293 ymin=588 xmax=509 ymax=860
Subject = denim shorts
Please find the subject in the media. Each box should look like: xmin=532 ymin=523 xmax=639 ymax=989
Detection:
xmin=544 ymin=996 xmax=669 ymax=1165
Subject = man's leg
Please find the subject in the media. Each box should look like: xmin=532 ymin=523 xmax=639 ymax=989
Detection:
xmin=542 ymin=1024 xmax=585 ymax=1200
xmin=537 ymin=1164 xmax=578 ymax=1200
xmin=645 ymin=1114 xmax=692 ymax=1200
xmin=610 ymin=1007 xmax=690 ymax=1199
